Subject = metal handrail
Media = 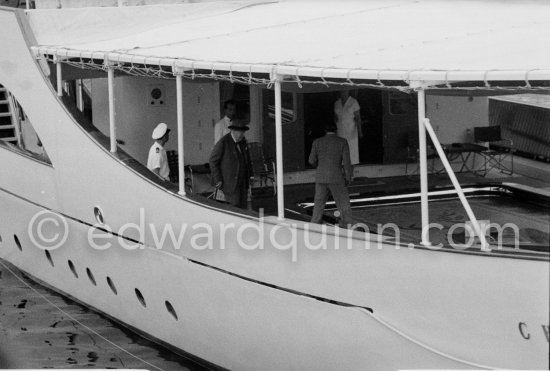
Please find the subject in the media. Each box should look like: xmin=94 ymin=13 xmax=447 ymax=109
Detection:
xmin=423 ymin=118 xmax=490 ymax=251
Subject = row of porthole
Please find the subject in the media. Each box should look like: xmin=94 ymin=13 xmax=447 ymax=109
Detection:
xmin=7 ymin=233 xmax=178 ymax=321
xmin=67 ymin=259 xmax=179 ymax=320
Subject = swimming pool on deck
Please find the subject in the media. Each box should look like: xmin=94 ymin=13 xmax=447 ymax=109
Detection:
xmin=297 ymin=183 xmax=550 ymax=255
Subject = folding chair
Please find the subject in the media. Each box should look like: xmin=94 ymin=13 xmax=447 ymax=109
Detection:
xmin=247 ymin=142 xmax=276 ymax=195
xmin=473 ymin=126 xmax=514 ymax=176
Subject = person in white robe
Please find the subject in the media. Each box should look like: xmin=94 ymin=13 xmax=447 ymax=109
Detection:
xmin=334 ymin=90 xmax=362 ymax=165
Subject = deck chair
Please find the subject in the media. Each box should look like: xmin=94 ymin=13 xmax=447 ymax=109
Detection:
xmin=247 ymin=141 xmax=276 ymax=195
xmin=166 ymin=150 xmax=193 ymax=193
xmin=166 ymin=150 xmax=179 ymax=183
xmin=186 ymin=163 xmax=227 ymax=201
xmin=473 ymin=126 xmax=514 ymax=176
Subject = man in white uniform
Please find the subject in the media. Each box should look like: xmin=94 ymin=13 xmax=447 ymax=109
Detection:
xmin=334 ymin=90 xmax=362 ymax=165
xmin=214 ymin=100 xmax=237 ymax=144
xmin=147 ymin=122 xmax=170 ymax=181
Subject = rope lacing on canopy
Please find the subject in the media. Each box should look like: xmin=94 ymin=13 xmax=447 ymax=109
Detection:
xmin=35 ymin=49 xmax=550 ymax=91
xmin=295 ymin=67 xmax=303 ymax=89
xmin=319 ymin=68 xmax=329 ymax=87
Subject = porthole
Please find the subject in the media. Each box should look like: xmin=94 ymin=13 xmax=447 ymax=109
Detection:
xmin=135 ymin=288 xmax=146 ymax=307
xmin=45 ymin=250 xmax=54 ymax=267
xmin=86 ymin=268 xmax=97 ymax=286
xmin=14 ymin=234 xmax=22 ymax=252
xmin=106 ymin=276 xmax=117 ymax=295
xmin=68 ymin=260 xmax=78 ymax=278
xmin=93 ymin=206 xmax=104 ymax=225
xmin=165 ymin=300 xmax=178 ymax=320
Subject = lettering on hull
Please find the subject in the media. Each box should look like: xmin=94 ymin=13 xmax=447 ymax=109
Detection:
xmin=518 ymin=322 xmax=550 ymax=342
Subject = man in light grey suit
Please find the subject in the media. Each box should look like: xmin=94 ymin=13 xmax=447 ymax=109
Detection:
xmin=309 ymin=122 xmax=353 ymax=228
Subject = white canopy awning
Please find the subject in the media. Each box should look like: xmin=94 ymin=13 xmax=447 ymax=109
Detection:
xmin=27 ymin=0 xmax=550 ymax=86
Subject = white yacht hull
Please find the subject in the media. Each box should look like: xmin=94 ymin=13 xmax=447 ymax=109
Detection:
xmin=3 ymin=190 xmax=548 ymax=370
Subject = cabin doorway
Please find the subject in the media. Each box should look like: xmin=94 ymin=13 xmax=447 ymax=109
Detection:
xmin=303 ymin=92 xmax=334 ymax=167
xmin=381 ymin=91 xmax=418 ymax=163
xmin=356 ymin=89 xmax=383 ymax=164
xmin=303 ymin=89 xmax=384 ymax=166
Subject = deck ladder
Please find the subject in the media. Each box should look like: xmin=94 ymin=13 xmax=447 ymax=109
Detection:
xmin=0 ymin=85 xmax=21 ymax=145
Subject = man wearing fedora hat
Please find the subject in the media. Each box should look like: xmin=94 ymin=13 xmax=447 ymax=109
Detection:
xmin=147 ymin=122 xmax=171 ymax=181
xmin=209 ymin=118 xmax=253 ymax=209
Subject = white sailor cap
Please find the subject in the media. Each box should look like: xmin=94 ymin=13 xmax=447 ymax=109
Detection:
xmin=152 ymin=122 xmax=170 ymax=140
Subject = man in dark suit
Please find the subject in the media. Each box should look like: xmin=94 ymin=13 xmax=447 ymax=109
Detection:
xmin=209 ymin=118 xmax=253 ymax=209
xmin=309 ymin=122 xmax=353 ymax=228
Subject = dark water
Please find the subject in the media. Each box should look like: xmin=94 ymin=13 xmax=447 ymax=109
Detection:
xmin=0 ymin=262 xmax=207 ymax=370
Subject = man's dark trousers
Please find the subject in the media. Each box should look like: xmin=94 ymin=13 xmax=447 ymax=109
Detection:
xmin=224 ymin=140 xmax=249 ymax=209
xmin=311 ymin=182 xmax=352 ymax=227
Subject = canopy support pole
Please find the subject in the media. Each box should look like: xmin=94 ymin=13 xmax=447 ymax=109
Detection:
xmin=76 ymin=79 xmax=84 ymax=112
xmin=176 ymin=74 xmax=185 ymax=196
xmin=107 ymin=66 xmax=117 ymax=153
xmin=417 ymin=88 xmax=430 ymax=246
xmin=274 ymin=75 xmax=285 ymax=220
xmin=423 ymin=118 xmax=490 ymax=251
xmin=55 ymin=59 xmax=62 ymax=97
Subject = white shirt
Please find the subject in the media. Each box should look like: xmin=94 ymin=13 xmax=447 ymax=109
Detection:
xmin=147 ymin=141 xmax=169 ymax=180
xmin=214 ymin=116 xmax=231 ymax=144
